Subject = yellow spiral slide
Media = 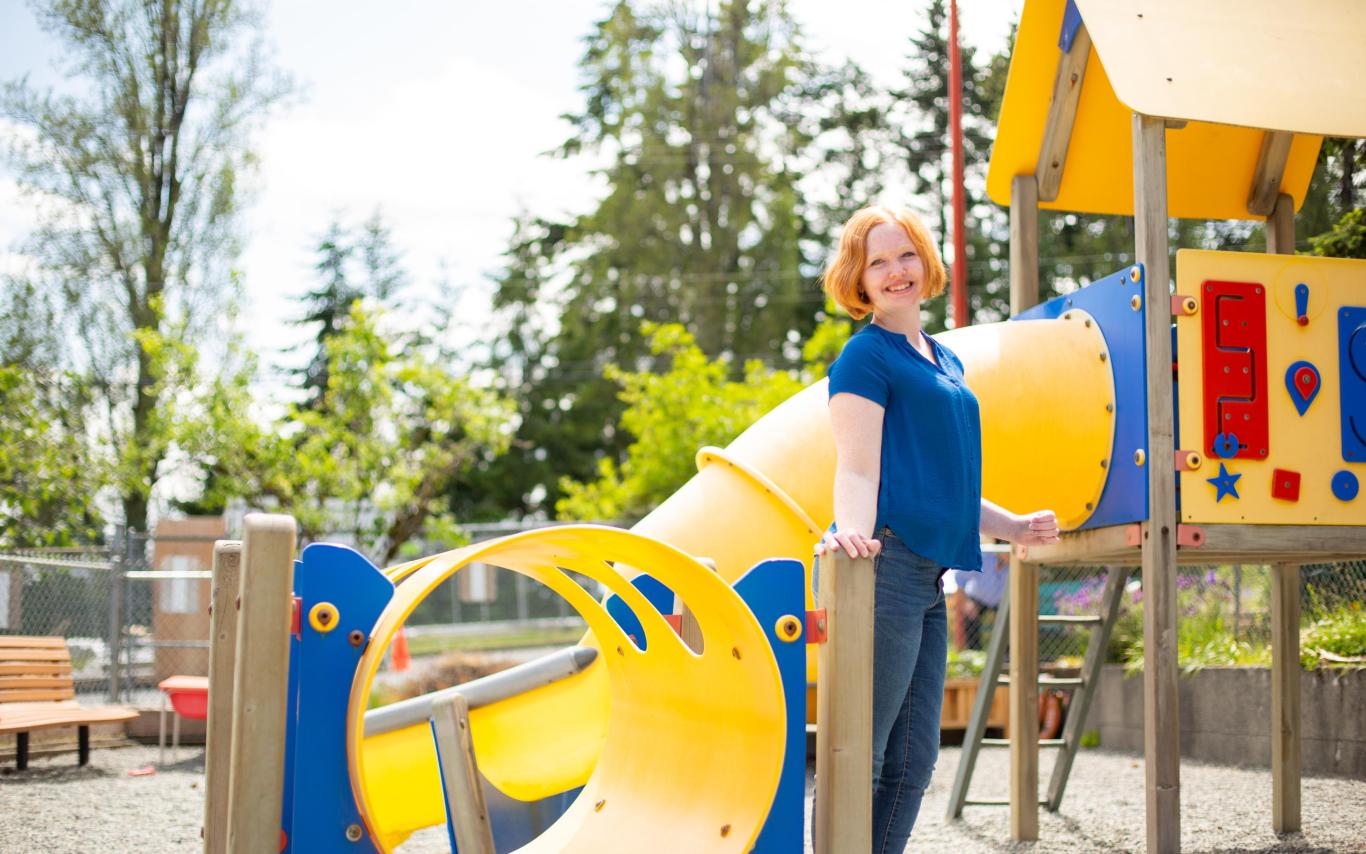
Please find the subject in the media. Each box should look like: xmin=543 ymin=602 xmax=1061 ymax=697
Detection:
xmin=344 ymin=313 xmax=1115 ymax=850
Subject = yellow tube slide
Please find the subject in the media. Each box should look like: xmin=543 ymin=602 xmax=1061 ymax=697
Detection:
xmin=349 ymin=314 xmax=1114 ymax=848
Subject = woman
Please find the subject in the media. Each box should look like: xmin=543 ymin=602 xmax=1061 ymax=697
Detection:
xmin=815 ymin=205 xmax=1061 ymax=852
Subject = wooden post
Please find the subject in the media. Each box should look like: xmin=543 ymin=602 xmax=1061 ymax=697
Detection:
xmin=202 ymin=541 xmax=241 ymax=854
xmin=1248 ymin=132 xmax=1294 ymax=217
xmin=1008 ymin=555 xmax=1039 ymax=840
xmin=1266 ymin=193 xmax=1295 ymax=255
xmin=225 ymin=515 xmax=296 ymax=854
xmin=1010 ymin=175 xmax=1040 ymax=315
xmin=1008 ymin=170 xmax=1042 ymax=842
xmin=432 ymin=693 xmax=496 ymax=854
xmin=1133 ymin=112 xmax=1181 ymax=854
xmin=1271 ymin=563 xmax=1301 ymax=834
xmin=814 ymin=550 xmax=875 ymax=854
xmin=1035 ymin=25 xmax=1091 ymax=202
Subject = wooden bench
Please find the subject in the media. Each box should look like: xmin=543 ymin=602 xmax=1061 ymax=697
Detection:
xmin=0 ymin=635 xmax=136 ymax=770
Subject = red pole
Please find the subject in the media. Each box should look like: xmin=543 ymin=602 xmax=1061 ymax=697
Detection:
xmin=948 ymin=0 xmax=969 ymax=327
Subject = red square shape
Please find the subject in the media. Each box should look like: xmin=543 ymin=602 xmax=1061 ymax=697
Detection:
xmin=1271 ymin=468 xmax=1301 ymax=502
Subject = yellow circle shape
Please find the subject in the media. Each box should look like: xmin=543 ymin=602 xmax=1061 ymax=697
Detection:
xmin=308 ymin=602 xmax=339 ymax=633
xmin=774 ymin=615 xmax=803 ymax=643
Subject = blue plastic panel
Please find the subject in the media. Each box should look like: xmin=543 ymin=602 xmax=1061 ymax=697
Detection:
xmin=1059 ymin=0 xmax=1083 ymax=51
xmin=284 ymin=544 xmax=394 ymax=852
xmin=1015 ymin=265 xmax=1151 ymax=528
xmin=603 ymin=574 xmax=674 ymax=650
xmin=734 ymin=558 xmax=807 ymax=854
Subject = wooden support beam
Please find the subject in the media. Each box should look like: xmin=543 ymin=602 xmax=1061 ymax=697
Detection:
xmin=814 ymin=550 xmax=874 ymax=854
xmin=1271 ymin=564 xmax=1302 ymax=834
xmin=1010 ymin=175 xmax=1040 ymax=315
xmin=202 ymin=541 xmax=241 ymax=854
xmin=432 ymin=693 xmax=496 ymax=854
xmin=1266 ymin=192 xmax=1296 ymax=255
xmin=1021 ymin=523 xmax=1366 ymax=567
xmin=1035 ymin=25 xmax=1091 ymax=202
xmin=1008 ymin=556 xmax=1039 ymax=841
xmin=1133 ymin=112 xmax=1181 ymax=854
xmin=1248 ymin=132 xmax=1295 ymax=217
xmin=225 ymin=515 xmax=296 ymax=854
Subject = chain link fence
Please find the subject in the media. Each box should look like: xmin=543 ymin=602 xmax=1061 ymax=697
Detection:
xmin=4 ymin=523 xmax=1361 ymax=706
xmin=950 ymin=557 xmax=1366 ymax=670
xmin=0 ymin=519 xmax=596 ymax=705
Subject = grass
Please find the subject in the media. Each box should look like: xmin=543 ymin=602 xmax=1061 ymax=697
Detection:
xmin=404 ymin=624 xmax=586 ymax=657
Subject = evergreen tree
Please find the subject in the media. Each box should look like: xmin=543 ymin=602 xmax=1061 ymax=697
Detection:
xmin=896 ymin=0 xmax=1009 ymax=328
xmin=295 ymin=212 xmax=406 ymax=408
xmin=483 ymin=0 xmax=833 ymax=517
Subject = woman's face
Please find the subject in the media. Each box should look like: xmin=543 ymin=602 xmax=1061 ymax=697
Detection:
xmin=860 ymin=222 xmax=925 ymax=317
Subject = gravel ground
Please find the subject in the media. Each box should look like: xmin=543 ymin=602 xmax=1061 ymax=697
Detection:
xmin=2 ymin=743 xmax=1363 ymax=852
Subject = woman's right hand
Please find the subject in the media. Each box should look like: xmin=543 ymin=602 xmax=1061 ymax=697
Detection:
xmin=815 ymin=528 xmax=882 ymax=560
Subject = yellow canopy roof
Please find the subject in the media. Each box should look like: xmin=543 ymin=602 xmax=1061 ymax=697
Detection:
xmin=986 ymin=0 xmax=1348 ymax=220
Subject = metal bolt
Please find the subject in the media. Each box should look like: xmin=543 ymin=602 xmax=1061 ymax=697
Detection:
xmin=1099 ymin=352 xmax=1108 ymax=362
xmin=732 ymin=647 xmax=742 ymax=660
xmin=346 ymin=824 xmax=363 ymax=842
xmin=595 ymin=799 xmax=606 ymax=812
xmin=1130 ymin=267 xmax=1141 ymax=283
xmin=1084 ymin=319 xmax=1093 ymax=328
xmin=348 ymin=630 xmax=364 ymax=647
xmin=721 ymin=824 xmax=732 ymax=837
xmin=616 ymin=645 xmax=624 ymax=656
xmin=1085 ymin=502 xmax=1094 ymax=511
xmin=1105 ymin=403 xmax=1114 ymax=413
xmin=1130 ymin=295 xmax=1141 ymax=311
xmin=1134 ymin=449 xmax=1146 ymax=466
xmin=1100 ymin=459 xmax=1108 ymax=469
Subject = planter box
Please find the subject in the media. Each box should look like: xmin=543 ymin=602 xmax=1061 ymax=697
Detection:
xmin=1088 ymin=664 xmax=1366 ymax=778
xmin=941 ymin=677 xmax=1008 ymax=730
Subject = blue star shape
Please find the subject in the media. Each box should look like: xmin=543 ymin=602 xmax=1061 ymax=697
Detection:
xmin=1207 ymin=462 xmax=1241 ymax=502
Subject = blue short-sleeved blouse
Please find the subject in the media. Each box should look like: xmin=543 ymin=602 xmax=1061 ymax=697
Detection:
xmin=827 ymin=322 xmax=983 ymax=571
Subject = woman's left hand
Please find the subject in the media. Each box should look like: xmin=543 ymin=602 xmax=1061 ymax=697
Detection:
xmin=1012 ymin=510 xmax=1061 ymax=545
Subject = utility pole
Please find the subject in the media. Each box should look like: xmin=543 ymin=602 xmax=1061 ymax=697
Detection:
xmin=948 ymin=0 xmax=970 ymax=328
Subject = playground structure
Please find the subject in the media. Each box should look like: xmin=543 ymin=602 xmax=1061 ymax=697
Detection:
xmin=984 ymin=0 xmax=1366 ymax=850
xmin=193 ymin=2 xmax=1366 ymax=851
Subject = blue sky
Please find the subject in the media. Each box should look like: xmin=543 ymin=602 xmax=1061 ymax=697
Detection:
xmin=0 ymin=0 xmax=1020 ymax=372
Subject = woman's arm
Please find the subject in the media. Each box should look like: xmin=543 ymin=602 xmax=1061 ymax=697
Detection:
xmin=819 ymin=392 xmax=886 ymax=559
xmin=980 ymin=497 xmax=1061 ymax=545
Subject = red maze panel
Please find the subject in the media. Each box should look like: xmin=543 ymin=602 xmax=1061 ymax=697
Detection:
xmin=1201 ymin=280 xmax=1269 ymax=459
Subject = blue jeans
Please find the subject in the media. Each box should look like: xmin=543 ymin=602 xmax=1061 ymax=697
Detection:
xmin=815 ymin=529 xmax=948 ymax=851
xmin=869 ymin=528 xmax=948 ymax=853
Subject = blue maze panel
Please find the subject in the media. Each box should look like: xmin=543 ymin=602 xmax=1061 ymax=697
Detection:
xmin=1340 ymin=306 xmax=1366 ymax=463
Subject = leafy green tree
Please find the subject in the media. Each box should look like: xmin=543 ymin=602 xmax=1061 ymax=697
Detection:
xmin=555 ymin=323 xmax=807 ymax=521
xmin=203 ymin=305 xmax=514 ymax=563
xmin=0 ymin=0 xmax=289 ymax=533
xmin=556 ymin=312 xmax=854 ymax=523
xmin=1310 ymin=208 xmax=1366 ymax=259
xmin=0 ymin=366 xmax=105 ymax=548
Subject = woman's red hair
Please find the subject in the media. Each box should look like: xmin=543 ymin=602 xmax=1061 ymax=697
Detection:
xmin=822 ymin=206 xmax=947 ymax=320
